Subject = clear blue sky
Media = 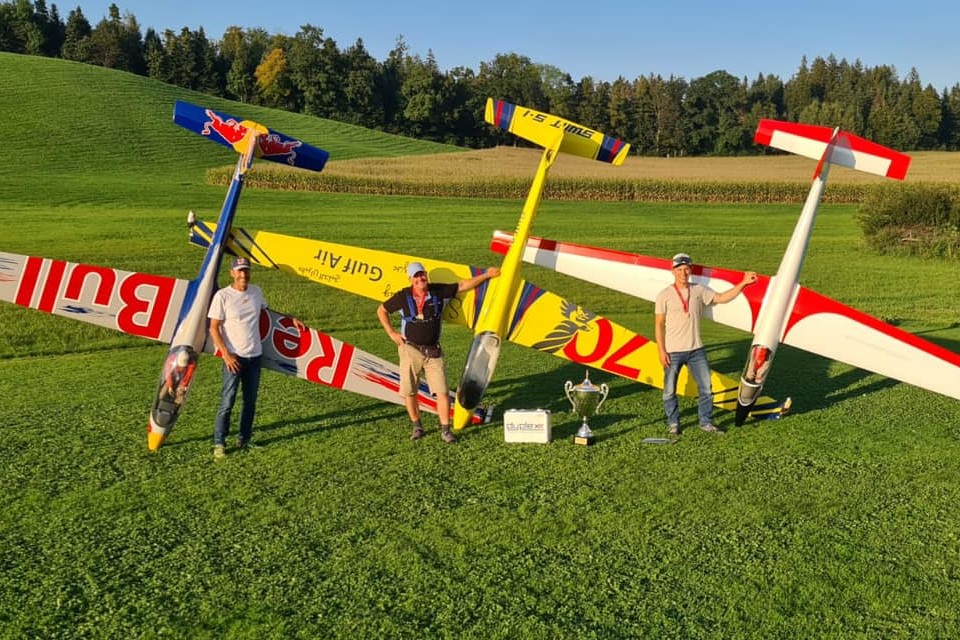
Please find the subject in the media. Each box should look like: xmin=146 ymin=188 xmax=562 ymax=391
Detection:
xmin=81 ymin=0 xmax=959 ymax=91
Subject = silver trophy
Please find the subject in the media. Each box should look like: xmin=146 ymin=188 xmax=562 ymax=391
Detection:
xmin=564 ymin=371 xmax=609 ymax=445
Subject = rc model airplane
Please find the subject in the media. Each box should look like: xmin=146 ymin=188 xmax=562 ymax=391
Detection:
xmin=490 ymin=120 xmax=960 ymax=423
xmin=452 ymin=98 xmax=630 ymax=430
xmin=0 ymin=101 xmax=487 ymax=452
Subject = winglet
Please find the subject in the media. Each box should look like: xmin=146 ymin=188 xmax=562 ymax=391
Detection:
xmin=485 ymin=98 xmax=630 ymax=165
xmin=173 ymin=101 xmax=329 ymax=172
xmin=754 ymin=119 xmax=910 ymax=180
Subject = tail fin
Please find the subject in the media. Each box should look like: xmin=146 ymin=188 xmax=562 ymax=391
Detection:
xmin=173 ymin=101 xmax=329 ymax=172
xmin=754 ymin=119 xmax=910 ymax=180
xmin=485 ymin=98 xmax=630 ymax=165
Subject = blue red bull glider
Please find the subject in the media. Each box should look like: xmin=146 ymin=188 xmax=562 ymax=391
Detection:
xmin=0 ymin=101 xmax=488 ymax=451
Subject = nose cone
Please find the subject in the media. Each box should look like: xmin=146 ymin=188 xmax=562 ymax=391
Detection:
xmin=147 ymin=425 xmax=167 ymax=451
xmin=452 ymin=402 xmax=473 ymax=433
xmin=734 ymin=402 xmax=752 ymax=427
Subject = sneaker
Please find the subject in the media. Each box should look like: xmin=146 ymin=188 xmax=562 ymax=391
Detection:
xmin=700 ymin=424 xmax=723 ymax=434
xmin=668 ymin=424 xmax=680 ymax=436
xmin=410 ymin=426 xmax=425 ymax=440
xmin=213 ymin=444 xmax=226 ymax=460
xmin=440 ymin=428 xmax=457 ymax=444
xmin=237 ymin=440 xmax=262 ymax=451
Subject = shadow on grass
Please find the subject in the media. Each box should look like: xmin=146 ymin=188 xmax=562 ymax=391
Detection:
xmin=181 ymin=322 xmax=960 ymax=449
xmin=706 ymin=335 xmax=920 ymax=420
xmin=257 ymin=403 xmax=401 ymax=446
xmin=164 ymin=401 xmax=398 ymax=449
xmin=484 ymin=322 xmax=952 ymax=433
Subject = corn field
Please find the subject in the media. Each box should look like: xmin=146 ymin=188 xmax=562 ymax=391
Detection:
xmin=210 ymin=146 xmax=960 ymax=204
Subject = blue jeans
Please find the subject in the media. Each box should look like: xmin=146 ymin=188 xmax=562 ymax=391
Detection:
xmin=662 ymin=347 xmax=713 ymax=427
xmin=213 ymin=355 xmax=262 ymax=446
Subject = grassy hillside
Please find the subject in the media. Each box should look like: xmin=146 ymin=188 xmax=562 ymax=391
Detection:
xmin=6 ymin=51 xmax=957 ymax=206
xmin=0 ymin=52 xmax=459 ymax=180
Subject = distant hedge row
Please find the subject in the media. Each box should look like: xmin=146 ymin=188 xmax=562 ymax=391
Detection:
xmin=857 ymin=184 xmax=960 ymax=258
xmin=209 ymin=167 xmax=876 ymax=203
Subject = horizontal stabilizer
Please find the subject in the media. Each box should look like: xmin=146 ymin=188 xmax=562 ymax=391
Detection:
xmin=485 ymin=98 xmax=630 ymax=165
xmin=173 ymin=101 xmax=329 ymax=172
xmin=754 ymin=119 xmax=910 ymax=179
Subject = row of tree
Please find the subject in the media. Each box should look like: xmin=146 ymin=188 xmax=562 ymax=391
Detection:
xmin=4 ymin=0 xmax=960 ymax=154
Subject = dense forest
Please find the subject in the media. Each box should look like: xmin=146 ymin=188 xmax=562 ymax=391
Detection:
xmin=3 ymin=0 xmax=959 ymax=154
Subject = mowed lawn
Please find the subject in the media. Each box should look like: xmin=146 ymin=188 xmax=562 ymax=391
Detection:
xmin=2 ymin=52 xmax=960 ymax=638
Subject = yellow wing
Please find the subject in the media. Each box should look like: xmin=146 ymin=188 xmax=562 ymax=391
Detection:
xmin=492 ymin=281 xmax=779 ymax=411
xmin=190 ymin=221 xmax=484 ymax=326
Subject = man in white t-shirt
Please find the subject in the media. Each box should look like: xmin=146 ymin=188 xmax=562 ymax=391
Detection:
xmin=208 ymin=256 xmax=305 ymax=459
xmin=654 ymin=253 xmax=757 ymax=436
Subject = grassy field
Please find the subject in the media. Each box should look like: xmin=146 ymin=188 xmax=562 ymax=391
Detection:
xmin=2 ymin=53 xmax=960 ymax=638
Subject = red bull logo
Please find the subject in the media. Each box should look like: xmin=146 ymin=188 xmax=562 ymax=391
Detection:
xmin=201 ymin=109 xmax=248 ymax=145
xmin=174 ymin=100 xmax=328 ymax=172
xmin=257 ymin=134 xmax=302 ymax=165
xmin=201 ymin=110 xmax=301 ymax=164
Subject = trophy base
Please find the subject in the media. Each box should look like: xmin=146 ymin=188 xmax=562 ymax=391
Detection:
xmin=573 ymin=434 xmax=594 ymax=446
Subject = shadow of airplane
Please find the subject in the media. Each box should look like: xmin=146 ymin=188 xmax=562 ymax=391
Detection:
xmin=703 ymin=323 xmax=960 ymax=419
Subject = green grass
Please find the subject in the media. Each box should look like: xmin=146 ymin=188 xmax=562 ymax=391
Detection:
xmin=3 ymin=54 xmax=960 ymax=638
xmin=0 ymin=52 xmax=459 ymax=182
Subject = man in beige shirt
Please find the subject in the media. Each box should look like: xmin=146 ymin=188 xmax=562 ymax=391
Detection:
xmin=655 ymin=253 xmax=756 ymax=436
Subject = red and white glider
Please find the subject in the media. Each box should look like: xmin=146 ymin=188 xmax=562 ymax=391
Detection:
xmin=490 ymin=121 xmax=960 ymax=422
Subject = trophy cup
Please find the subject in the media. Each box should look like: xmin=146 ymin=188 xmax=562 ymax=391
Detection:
xmin=564 ymin=371 xmax=609 ymax=445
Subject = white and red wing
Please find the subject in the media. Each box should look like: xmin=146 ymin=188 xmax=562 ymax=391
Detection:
xmin=778 ymin=286 xmax=960 ymax=400
xmin=247 ymin=309 xmax=488 ymax=423
xmin=755 ymin=119 xmax=911 ymax=180
xmin=490 ymin=231 xmax=763 ymax=332
xmin=491 ymin=232 xmax=960 ymax=402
